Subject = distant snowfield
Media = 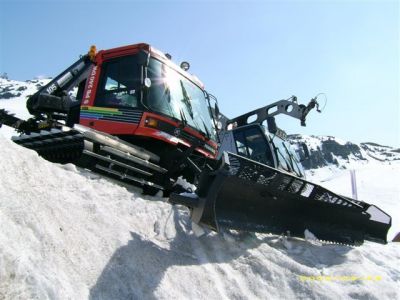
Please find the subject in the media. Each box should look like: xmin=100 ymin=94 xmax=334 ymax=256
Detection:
xmin=0 ymin=78 xmax=48 ymax=139
xmin=1 ymin=79 xmax=400 ymax=299
xmin=307 ymin=163 xmax=400 ymax=241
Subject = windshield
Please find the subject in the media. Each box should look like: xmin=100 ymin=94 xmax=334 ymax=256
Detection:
xmin=266 ymin=129 xmax=305 ymax=177
xmin=146 ymin=58 xmax=216 ymax=141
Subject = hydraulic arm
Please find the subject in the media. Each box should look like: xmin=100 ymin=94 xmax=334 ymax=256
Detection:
xmin=26 ymin=46 xmax=97 ymax=126
xmin=226 ymin=96 xmax=320 ymax=128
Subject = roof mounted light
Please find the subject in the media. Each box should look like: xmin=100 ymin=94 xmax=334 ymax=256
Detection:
xmin=180 ymin=61 xmax=190 ymax=71
xmin=88 ymin=45 xmax=97 ymax=61
xmin=165 ymin=53 xmax=172 ymax=60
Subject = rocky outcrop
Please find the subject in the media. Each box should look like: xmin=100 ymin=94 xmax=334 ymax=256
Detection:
xmin=288 ymin=134 xmax=399 ymax=170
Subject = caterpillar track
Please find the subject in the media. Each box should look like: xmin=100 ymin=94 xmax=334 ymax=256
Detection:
xmin=11 ymin=124 xmax=168 ymax=191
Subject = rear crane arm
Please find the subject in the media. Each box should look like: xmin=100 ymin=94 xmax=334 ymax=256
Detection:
xmin=26 ymin=46 xmax=97 ymax=118
xmin=226 ymin=96 xmax=321 ymax=129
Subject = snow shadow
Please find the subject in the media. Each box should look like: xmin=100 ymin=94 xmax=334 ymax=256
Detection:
xmin=89 ymin=207 xmax=262 ymax=300
xmin=271 ymin=238 xmax=353 ymax=269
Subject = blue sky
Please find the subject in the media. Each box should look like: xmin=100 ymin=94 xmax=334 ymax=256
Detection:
xmin=1 ymin=0 xmax=399 ymax=147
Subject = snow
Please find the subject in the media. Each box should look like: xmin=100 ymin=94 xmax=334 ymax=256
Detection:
xmin=0 ymin=78 xmax=50 ymax=139
xmin=1 ymin=79 xmax=400 ymax=299
xmin=307 ymin=162 xmax=400 ymax=241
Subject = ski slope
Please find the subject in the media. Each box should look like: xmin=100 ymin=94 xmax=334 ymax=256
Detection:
xmin=1 ymin=78 xmax=400 ymax=299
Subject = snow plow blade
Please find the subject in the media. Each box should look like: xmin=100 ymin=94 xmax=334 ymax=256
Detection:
xmin=170 ymin=152 xmax=391 ymax=245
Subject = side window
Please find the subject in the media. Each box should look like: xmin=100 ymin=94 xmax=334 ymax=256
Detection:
xmin=104 ymin=77 xmax=125 ymax=91
xmin=95 ymin=55 xmax=140 ymax=108
xmin=234 ymin=131 xmax=248 ymax=156
xmin=233 ymin=127 xmax=274 ymax=166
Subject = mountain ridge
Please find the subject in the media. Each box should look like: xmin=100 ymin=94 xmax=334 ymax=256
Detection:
xmin=288 ymin=134 xmax=400 ymax=170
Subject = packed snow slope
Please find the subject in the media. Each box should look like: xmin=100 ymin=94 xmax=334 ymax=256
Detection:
xmin=1 ymin=78 xmax=400 ymax=299
xmin=1 ymin=134 xmax=400 ymax=300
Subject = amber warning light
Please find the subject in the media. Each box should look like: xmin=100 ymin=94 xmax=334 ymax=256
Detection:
xmin=88 ymin=45 xmax=97 ymax=61
xmin=145 ymin=117 xmax=159 ymax=128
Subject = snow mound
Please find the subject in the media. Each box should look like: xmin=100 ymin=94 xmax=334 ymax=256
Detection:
xmin=1 ymin=133 xmax=400 ymax=299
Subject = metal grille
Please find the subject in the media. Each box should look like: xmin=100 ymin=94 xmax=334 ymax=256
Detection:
xmin=80 ymin=108 xmax=143 ymax=124
xmin=288 ymin=179 xmax=304 ymax=194
xmin=300 ymin=183 xmax=314 ymax=197
xmin=225 ymin=152 xmax=366 ymax=210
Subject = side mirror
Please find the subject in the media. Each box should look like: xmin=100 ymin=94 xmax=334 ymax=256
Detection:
xmin=266 ymin=116 xmax=277 ymax=134
xmin=214 ymin=103 xmax=220 ymax=119
xmin=144 ymin=77 xmax=152 ymax=88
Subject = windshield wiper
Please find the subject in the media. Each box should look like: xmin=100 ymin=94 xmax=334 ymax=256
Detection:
xmin=190 ymin=116 xmax=208 ymax=140
xmin=178 ymin=105 xmax=210 ymax=141
xmin=180 ymin=81 xmax=194 ymax=119
xmin=179 ymin=108 xmax=188 ymax=127
xmin=188 ymin=113 xmax=210 ymax=141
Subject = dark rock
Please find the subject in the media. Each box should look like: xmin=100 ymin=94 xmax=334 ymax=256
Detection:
xmin=321 ymin=139 xmax=364 ymax=160
xmin=0 ymin=92 xmax=21 ymax=99
xmin=0 ymin=86 xmax=12 ymax=93
xmin=288 ymin=136 xmax=368 ymax=170
xmin=17 ymin=86 xmax=27 ymax=91
xmin=362 ymin=142 xmax=390 ymax=148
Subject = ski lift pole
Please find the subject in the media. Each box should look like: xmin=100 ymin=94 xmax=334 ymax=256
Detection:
xmin=350 ymin=169 xmax=358 ymax=200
